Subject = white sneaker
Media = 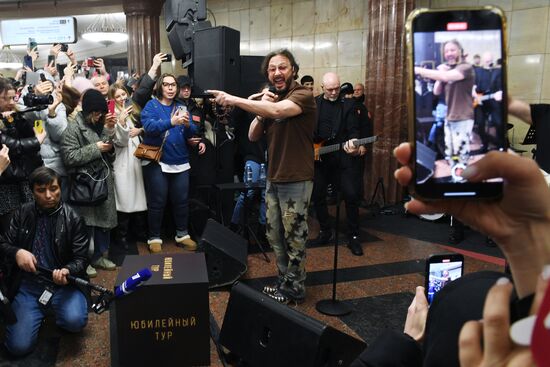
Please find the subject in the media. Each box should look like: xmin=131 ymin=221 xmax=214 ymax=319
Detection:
xmin=86 ymin=264 xmax=97 ymax=278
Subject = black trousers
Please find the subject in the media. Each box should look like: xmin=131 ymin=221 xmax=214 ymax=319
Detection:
xmin=311 ymin=154 xmax=361 ymax=236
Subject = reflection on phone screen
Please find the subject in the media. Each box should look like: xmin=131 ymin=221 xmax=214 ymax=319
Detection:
xmin=412 ymin=13 xmax=506 ymax=190
xmin=427 ymin=259 xmax=463 ymax=304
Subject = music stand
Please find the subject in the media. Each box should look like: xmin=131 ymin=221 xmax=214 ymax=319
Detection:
xmin=521 ymin=125 xmax=536 ymax=145
xmin=215 ymin=182 xmax=270 ymax=263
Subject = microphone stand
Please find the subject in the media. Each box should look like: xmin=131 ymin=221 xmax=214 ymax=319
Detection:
xmin=315 ymin=136 xmax=352 ymax=316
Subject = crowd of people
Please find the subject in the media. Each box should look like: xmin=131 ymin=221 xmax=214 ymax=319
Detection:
xmin=0 ymin=43 xmax=548 ymax=365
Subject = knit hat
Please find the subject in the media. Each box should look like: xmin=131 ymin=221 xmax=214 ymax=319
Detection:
xmin=177 ymin=75 xmax=191 ymax=87
xmin=82 ymin=89 xmax=107 ymax=116
xmin=72 ymin=76 xmax=94 ymax=95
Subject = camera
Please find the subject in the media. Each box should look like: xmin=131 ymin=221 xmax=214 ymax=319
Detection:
xmin=23 ymin=85 xmax=53 ymax=107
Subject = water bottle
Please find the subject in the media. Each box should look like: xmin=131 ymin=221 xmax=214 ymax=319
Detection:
xmin=259 ymin=163 xmax=266 ymax=185
xmin=245 ymin=163 xmax=253 ymax=187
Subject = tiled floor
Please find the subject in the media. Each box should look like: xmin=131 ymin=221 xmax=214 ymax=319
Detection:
xmin=3 ymin=211 xmax=503 ymax=366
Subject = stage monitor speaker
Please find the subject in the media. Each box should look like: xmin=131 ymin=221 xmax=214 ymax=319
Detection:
xmin=193 ymin=26 xmax=240 ymax=96
xmin=200 ymin=219 xmax=248 ymax=289
xmin=239 ymin=55 xmax=265 ymax=98
xmin=219 ymin=283 xmax=366 ymax=367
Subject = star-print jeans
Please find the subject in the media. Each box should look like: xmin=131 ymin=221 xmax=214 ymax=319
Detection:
xmin=265 ymin=180 xmax=313 ymax=299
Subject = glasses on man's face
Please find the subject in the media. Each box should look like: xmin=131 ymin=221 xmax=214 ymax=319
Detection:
xmin=162 ymin=82 xmax=177 ymax=88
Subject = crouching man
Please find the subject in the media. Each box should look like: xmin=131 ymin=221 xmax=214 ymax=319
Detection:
xmin=0 ymin=167 xmax=89 ymax=356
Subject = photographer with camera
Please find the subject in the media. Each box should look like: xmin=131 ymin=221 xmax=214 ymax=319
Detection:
xmin=0 ymin=78 xmax=46 ymax=233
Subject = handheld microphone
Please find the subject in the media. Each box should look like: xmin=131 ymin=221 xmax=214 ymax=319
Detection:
xmin=268 ymin=85 xmax=278 ymax=94
xmin=114 ymin=268 xmax=152 ymax=298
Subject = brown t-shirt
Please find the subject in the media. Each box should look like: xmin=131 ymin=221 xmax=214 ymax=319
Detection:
xmin=445 ymin=62 xmax=475 ymax=121
xmin=264 ymin=81 xmax=316 ymax=182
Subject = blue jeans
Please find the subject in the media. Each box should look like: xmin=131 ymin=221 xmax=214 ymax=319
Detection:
xmin=231 ymin=160 xmax=266 ymax=225
xmin=4 ymin=280 xmax=88 ymax=356
xmin=88 ymin=226 xmax=111 ymax=263
xmin=143 ymin=162 xmax=190 ymax=240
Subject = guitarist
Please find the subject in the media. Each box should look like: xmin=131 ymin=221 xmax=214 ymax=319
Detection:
xmin=309 ymin=72 xmax=363 ymax=256
xmin=473 ymin=52 xmax=503 ymax=152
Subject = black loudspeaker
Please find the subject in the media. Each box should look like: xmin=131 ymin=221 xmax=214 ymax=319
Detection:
xmin=219 ymin=283 xmax=366 ymax=367
xmin=193 ymin=26 xmax=240 ymax=96
xmin=200 ymin=219 xmax=248 ymax=289
xmin=239 ymin=55 xmax=265 ymax=98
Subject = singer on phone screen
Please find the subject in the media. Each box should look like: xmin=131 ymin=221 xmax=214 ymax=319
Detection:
xmin=0 ymin=167 xmax=89 ymax=356
xmin=208 ymin=49 xmax=315 ymax=305
xmin=414 ymin=39 xmax=475 ymax=181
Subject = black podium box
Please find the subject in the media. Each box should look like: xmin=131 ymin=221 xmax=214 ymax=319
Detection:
xmin=110 ymin=253 xmax=210 ymax=367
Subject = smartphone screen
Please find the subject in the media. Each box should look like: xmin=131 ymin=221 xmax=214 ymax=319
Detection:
xmin=28 ymin=38 xmax=37 ymax=51
xmin=107 ymin=99 xmax=116 ymax=115
xmin=47 ymin=55 xmax=55 ymax=66
xmin=408 ymin=8 xmax=506 ymax=199
xmin=425 ymin=253 xmax=464 ymax=304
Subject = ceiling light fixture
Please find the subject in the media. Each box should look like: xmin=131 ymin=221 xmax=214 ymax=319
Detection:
xmin=0 ymin=45 xmax=22 ymax=69
xmin=82 ymin=14 xmax=128 ymax=46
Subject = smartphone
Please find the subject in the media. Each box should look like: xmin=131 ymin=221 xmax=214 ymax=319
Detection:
xmin=28 ymin=37 xmax=37 ymax=51
xmin=58 ymin=43 xmax=68 ymax=52
xmin=425 ymin=253 xmax=464 ymax=305
xmin=124 ymin=99 xmax=132 ymax=109
xmin=117 ymin=71 xmax=125 ymax=80
xmin=164 ymin=54 xmax=172 ymax=62
xmin=23 ymin=55 xmax=33 ymax=69
xmin=34 ymin=120 xmax=44 ymax=134
xmin=86 ymin=57 xmax=95 ymax=67
xmin=107 ymin=99 xmax=116 ymax=115
xmin=39 ymin=73 xmax=47 ymax=83
xmin=47 ymin=55 xmax=56 ymax=66
xmin=406 ymin=7 xmax=507 ymax=200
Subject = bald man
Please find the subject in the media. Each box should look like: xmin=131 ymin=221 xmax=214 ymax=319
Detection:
xmin=309 ymin=72 xmax=364 ymax=256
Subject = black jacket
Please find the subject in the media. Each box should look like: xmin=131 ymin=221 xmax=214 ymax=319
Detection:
xmin=0 ymin=115 xmax=43 ymax=183
xmin=0 ymin=201 xmax=89 ymax=299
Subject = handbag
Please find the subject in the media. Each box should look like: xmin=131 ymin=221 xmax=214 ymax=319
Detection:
xmin=134 ymin=102 xmax=174 ymax=162
xmin=68 ymin=157 xmax=110 ymax=206
xmin=134 ymin=143 xmax=163 ymax=162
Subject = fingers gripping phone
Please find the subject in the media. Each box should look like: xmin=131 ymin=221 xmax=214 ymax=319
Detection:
xmin=406 ymin=7 xmax=507 ymax=200
xmin=425 ymin=253 xmax=464 ymax=305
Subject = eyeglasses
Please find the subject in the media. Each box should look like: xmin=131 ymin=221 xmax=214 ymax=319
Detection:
xmin=162 ymin=82 xmax=177 ymax=88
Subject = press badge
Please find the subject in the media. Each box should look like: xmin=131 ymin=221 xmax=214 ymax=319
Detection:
xmin=38 ymin=288 xmax=54 ymax=307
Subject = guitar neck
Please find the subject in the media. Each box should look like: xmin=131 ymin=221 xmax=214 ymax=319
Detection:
xmin=318 ymin=136 xmax=377 ymax=155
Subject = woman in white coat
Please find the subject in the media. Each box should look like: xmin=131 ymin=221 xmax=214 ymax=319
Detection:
xmin=109 ymin=84 xmax=147 ymax=248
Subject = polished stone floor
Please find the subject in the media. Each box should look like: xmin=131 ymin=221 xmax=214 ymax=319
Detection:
xmin=1 ymin=208 xmax=503 ymax=366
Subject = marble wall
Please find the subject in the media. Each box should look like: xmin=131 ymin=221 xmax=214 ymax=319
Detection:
xmin=416 ymin=0 xmax=550 ymax=153
xmin=164 ymin=0 xmax=370 ymax=96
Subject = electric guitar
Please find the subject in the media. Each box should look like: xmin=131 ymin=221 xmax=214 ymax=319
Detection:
xmin=473 ymin=91 xmax=501 ymax=108
xmin=314 ymin=136 xmax=378 ymax=161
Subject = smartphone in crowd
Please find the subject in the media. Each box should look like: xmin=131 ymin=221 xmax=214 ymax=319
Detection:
xmin=107 ymin=99 xmax=116 ymax=115
xmin=406 ymin=7 xmax=507 ymax=200
xmin=47 ymin=55 xmax=56 ymax=66
xmin=54 ymin=43 xmax=68 ymax=52
xmin=34 ymin=120 xmax=44 ymax=134
xmin=39 ymin=73 xmax=47 ymax=83
xmin=124 ymin=99 xmax=132 ymax=109
xmin=86 ymin=57 xmax=95 ymax=67
xmin=23 ymin=55 xmax=33 ymax=70
xmin=164 ymin=54 xmax=172 ymax=62
xmin=28 ymin=38 xmax=37 ymax=51
xmin=425 ymin=253 xmax=464 ymax=305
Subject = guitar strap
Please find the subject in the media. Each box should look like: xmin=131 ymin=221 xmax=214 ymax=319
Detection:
xmin=315 ymin=96 xmax=344 ymax=142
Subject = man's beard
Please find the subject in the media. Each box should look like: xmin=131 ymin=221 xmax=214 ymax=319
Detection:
xmin=272 ymin=76 xmax=293 ymax=95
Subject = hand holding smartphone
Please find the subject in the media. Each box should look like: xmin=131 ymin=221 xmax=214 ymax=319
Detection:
xmin=425 ymin=253 xmax=464 ymax=305
xmin=406 ymin=7 xmax=507 ymax=200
